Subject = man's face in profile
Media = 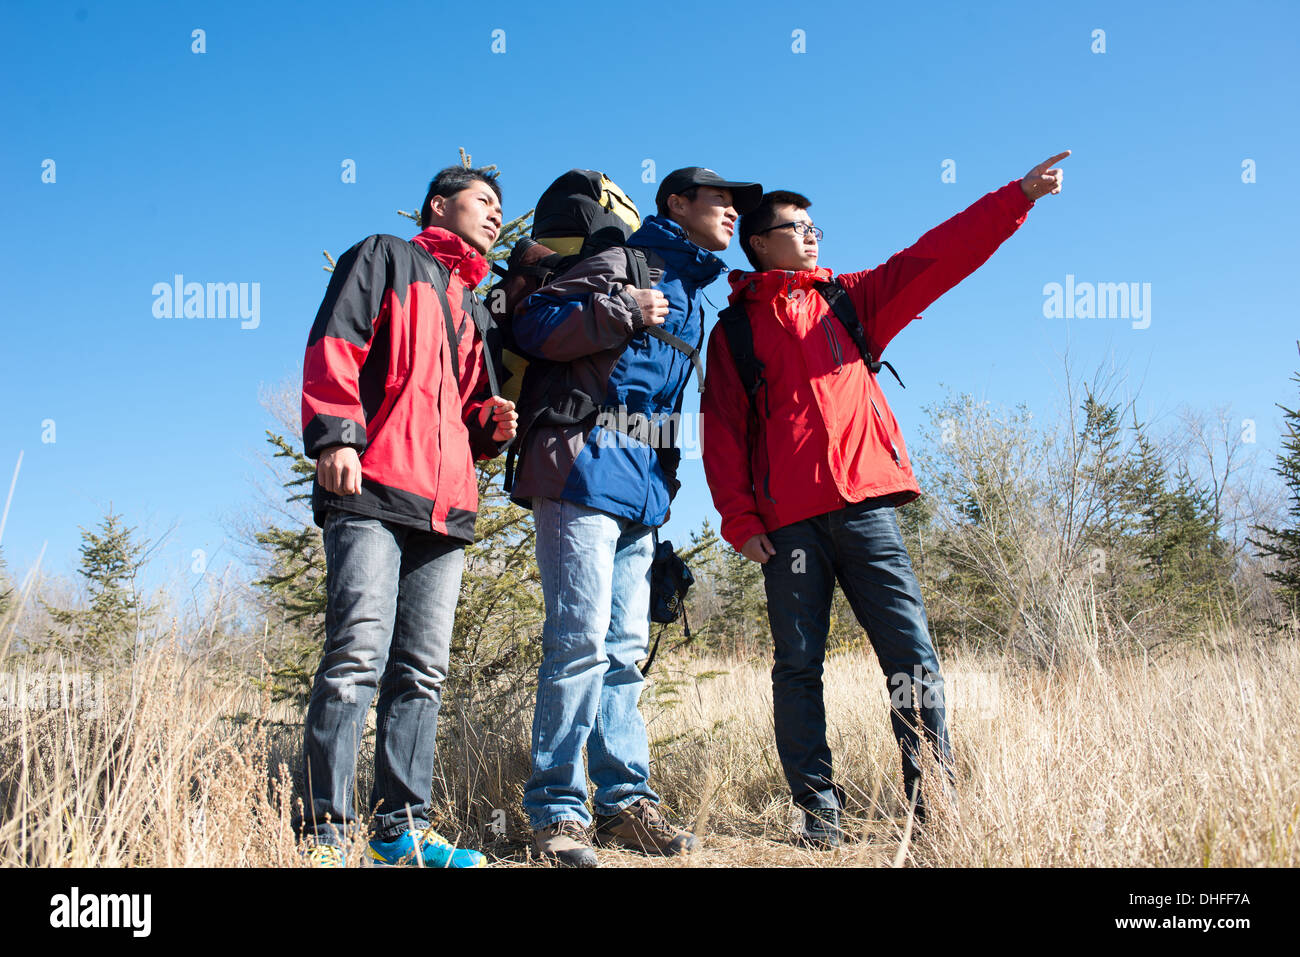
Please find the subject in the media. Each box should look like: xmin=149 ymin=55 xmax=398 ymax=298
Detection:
xmin=751 ymin=203 xmax=820 ymax=272
xmin=670 ymin=186 xmax=739 ymax=252
xmin=428 ymin=182 xmax=503 ymax=255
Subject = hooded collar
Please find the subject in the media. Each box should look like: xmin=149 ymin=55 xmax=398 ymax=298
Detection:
xmin=410 ymin=227 xmax=491 ymax=287
xmin=727 ymin=265 xmax=834 ymax=305
xmin=628 ymin=215 xmax=728 ymax=285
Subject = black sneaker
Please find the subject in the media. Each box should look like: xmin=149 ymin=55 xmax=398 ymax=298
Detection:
xmin=909 ymin=777 xmax=958 ymax=825
xmin=799 ymin=807 xmax=844 ymax=848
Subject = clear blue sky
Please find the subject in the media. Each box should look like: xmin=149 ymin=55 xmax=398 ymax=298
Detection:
xmin=2 ymin=0 xmax=1297 ymax=599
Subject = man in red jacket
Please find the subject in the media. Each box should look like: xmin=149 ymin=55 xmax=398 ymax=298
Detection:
xmin=701 ymin=152 xmax=1069 ymax=845
xmin=297 ymin=165 xmax=517 ymax=867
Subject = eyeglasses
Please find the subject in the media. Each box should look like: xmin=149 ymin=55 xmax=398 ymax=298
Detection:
xmin=755 ymin=221 xmax=823 ymax=240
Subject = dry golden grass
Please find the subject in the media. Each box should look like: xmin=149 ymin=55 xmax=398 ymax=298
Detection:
xmin=2 ymin=629 xmax=1297 ymax=867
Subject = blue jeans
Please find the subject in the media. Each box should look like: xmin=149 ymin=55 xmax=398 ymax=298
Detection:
xmin=298 ymin=509 xmax=465 ymax=844
xmin=523 ymin=497 xmax=660 ymax=829
xmin=761 ymin=498 xmax=953 ymax=811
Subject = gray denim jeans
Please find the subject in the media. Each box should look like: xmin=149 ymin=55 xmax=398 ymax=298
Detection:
xmin=298 ymin=509 xmax=464 ymax=844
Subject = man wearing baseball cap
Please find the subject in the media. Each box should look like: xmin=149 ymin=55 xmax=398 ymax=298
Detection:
xmin=511 ymin=166 xmax=760 ymax=866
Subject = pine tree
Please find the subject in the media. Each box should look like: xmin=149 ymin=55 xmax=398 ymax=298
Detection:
xmin=676 ymin=518 xmax=767 ymax=658
xmin=1079 ymin=397 xmax=1136 ymax=543
xmin=1072 ymin=396 xmax=1140 ymax=619
xmin=1162 ymin=466 xmax=1234 ymax=618
xmin=253 ymin=433 xmax=327 ymax=703
xmin=444 ymin=455 xmax=544 ymax=724
xmin=1118 ymin=424 xmax=1234 ymax=628
xmin=45 ymin=509 xmax=149 ymax=660
xmin=713 ymin=539 xmax=768 ymax=655
xmin=1249 ymin=368 xmax=1300 ymax=612
xmin=1117 ymin=425 xmax=1170 ymax=614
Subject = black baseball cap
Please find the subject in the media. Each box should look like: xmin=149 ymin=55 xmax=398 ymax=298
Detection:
xmin=656 ymin=167 xmax=763 ymax=215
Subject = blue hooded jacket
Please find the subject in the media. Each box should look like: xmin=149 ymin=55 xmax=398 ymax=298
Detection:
xmin=509 ymin=215 xmax=727 ymax=526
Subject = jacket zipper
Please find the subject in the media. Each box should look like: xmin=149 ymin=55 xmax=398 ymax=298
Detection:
xmin=868 ymin=392 xmax=901 ymax=465
xmin=758 ymin=406 xmax=777 ymax=503
xmin=820 ymin=314 xmax=844 ymax=373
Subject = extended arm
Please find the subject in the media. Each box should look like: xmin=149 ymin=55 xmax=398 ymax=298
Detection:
xmin=838 ymin=150 xmax=1070 ymax=357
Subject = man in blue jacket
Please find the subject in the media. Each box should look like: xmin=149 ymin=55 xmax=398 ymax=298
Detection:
xmin=511 ymin=167 xmax=761 ymax=866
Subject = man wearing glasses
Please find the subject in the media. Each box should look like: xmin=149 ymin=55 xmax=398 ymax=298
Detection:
xmin=700 ymin=153 xmax=1070 ymax=846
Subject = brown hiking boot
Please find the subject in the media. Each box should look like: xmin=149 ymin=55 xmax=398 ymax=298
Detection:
xmin=532 ymin=820 xmax=598 ymax=868
xmin=593 ymin=799 xmax=696 ymax=856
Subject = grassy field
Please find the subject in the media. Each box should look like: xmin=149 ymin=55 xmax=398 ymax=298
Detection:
xmin=1 ymin=629 xmax=1296 ymax=867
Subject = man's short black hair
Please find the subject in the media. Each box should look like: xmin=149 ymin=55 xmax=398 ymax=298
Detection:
xmin=420 ymin=166 xmax=502 ymax=228
xmin=739 ymin=190 xmax=812 ymax=271
xmin=656 ymin=185 xmax=700 ymax=218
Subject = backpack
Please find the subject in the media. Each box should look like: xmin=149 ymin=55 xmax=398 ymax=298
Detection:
xmin=485 ymin=169 xmax=643 ymax=404
xmin=487 ymin=170 xmax=705 ymax=495
xmin=716 ymin=280 xmax=904 ymax=494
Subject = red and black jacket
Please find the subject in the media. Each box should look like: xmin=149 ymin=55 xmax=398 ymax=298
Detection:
xmin=301 ymin=227 xmax=500 ymax=542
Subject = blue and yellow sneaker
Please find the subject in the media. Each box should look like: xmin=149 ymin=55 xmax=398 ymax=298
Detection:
xmin=366 ymin=828 xmax=487 ymax=868
xmin=302 ymin=843 xmax=346 ymax=867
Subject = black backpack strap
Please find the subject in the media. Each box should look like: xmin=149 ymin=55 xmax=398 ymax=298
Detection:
xmin=814 ymin=279 xmax=905 ymax=389
xmin=462 ymin=288 xmax=502 ymax=400
xmin=641 ymin=529 xmax=666 ymax=678
xmin=503 ymin=364 xmax=599 ymax=494
xmin=504 ymin=445 xmax=518 ymax=492
xmin=718 ymin=301 xmax=767 ymax=416
xmin=641 ymin=623 xmax=667 ymax=677
xmin=625 ymin=247 xmax=705 ymax=392
xmin=624 ymin=246 xmax=651 ymax=291
xmin=646 ymin=326 xmax=705 ymax=394
xmin=416 ymin=252 xmax=462 ymax=385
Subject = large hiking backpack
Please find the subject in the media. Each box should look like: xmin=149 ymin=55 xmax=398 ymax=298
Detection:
xmin=485 ymin=169 xmax=643 ymax=404
xmin=487 ymin=169 xmax=705 ymax=495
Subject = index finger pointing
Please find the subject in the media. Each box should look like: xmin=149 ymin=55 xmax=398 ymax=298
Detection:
xmin=1039 ymin=150 xmax=1071 ymax=169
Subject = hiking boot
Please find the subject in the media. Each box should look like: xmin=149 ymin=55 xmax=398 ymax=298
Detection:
xmin=908 ymin=777 xmax=958 ymax=825
xmin=533 ymin=820 xmax=598 ymax=868
xmin=593 ymin=798 xmax=696 ymax=856
xmin=301 ymin=842 xmax=346 ymax=868
xmin=799 ymin=807 xmax=844 ymax=849
xmin=367 ymin=828 xmax=487 ymax=868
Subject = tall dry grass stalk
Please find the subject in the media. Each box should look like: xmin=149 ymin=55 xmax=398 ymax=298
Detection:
xmin=2 ymin=627 xmax=1296 ymax=867
xmin=0 ymin=638 xmax=309 ymax=867
xmin=638 ymin=632 xmax=1300 ymax=867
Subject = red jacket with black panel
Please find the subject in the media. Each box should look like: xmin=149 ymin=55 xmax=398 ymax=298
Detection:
xmin=701 ymin=181 xmax=1034 ymax=553
xmin=301 ymin=227 xmax=500 ymax=542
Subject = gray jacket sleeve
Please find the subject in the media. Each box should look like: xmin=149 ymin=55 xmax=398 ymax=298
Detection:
xmin=512 ymin=247 xmax=647 ymax=362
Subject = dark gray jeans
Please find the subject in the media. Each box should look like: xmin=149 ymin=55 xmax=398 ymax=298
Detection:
xmin=761 ymin=498 xmax=953 ymax=812
xmin=298 ymin=509 xmax=464 ymax=844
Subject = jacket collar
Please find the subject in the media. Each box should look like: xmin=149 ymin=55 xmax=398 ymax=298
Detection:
xmin=728 ymin=265 xmax=834 ymax=305
xmin=410 ymin=227 xmax=491 ymax=287
xmin=628 ymin=215 xmax=727 ymax=285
